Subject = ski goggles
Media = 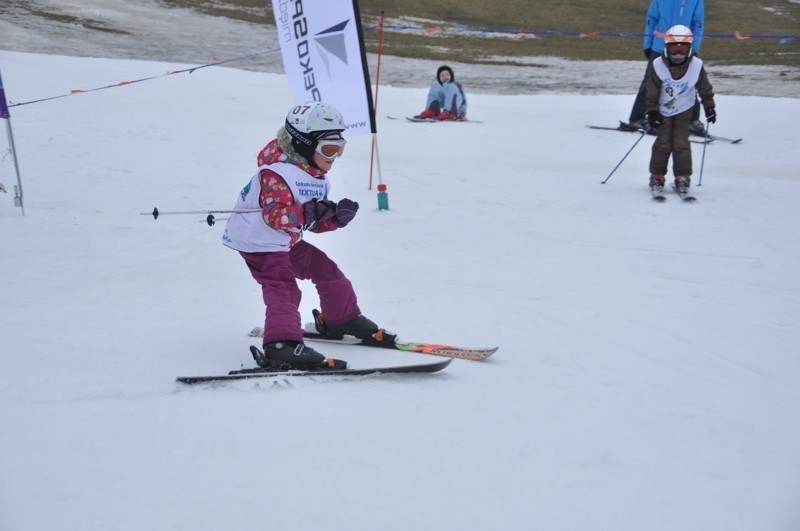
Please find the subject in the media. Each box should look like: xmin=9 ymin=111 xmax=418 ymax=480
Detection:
xmin=667 ymin=42 xmax=690 ymax=55
xmin=315 ymin=137 xmax=347 ymax=159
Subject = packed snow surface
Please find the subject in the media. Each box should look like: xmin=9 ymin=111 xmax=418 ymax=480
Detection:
xmin=1 ymin=4 xmax=799 ymax=530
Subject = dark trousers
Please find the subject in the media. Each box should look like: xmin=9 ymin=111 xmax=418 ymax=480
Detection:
xmin=629 ymin=51 xmax=701 ymax=123
xmin=649 ymin=109 xmax=694 ymax=178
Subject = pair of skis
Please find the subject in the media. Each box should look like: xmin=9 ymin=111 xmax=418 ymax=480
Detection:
xmin=650 ymin=184 xmax=697 ymax=203
xmin=587 ymin=123 xmax=742 ymax=144
xmin=651 ymin=184 xmax=696 ymax=202
xmin=385 ymin=116 xmax=482 ymax=124
xmin=177 ymin=326 xmax=497 ymax=385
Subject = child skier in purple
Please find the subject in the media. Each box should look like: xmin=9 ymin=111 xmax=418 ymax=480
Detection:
xmin=223 ymin=102 xmax=394 ymax=369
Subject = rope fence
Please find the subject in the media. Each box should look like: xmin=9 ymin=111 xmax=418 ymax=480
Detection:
xmin=4 ymin=22 xmax=797 ymax=111
xmin=367 ymin=22 xmax=799 ymax=43
xmin=6 ymin=49 xmax=280 ymax=110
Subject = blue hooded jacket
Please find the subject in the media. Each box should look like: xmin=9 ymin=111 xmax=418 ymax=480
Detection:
xmin=643 ymin=0 xmax=705 ymax=53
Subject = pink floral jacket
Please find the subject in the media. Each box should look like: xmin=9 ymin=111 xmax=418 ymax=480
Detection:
xmin=255 ymin=139 xmax=339 ymax=237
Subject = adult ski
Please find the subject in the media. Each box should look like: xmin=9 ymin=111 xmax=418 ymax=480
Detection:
xmin=177 ymin=347 xmax=452 ymax=384
xmin=587 ymin=124 xmax=713 ymax=144
xmin=651 ymin=187 xmax=667 ymax=202
xmin=592 ymin=122 xmax=741 ymax=144
xmin=704 ymin=133 xmax=742 ymax=144
xmin=248 ymin=326 xmax=498 ymax=362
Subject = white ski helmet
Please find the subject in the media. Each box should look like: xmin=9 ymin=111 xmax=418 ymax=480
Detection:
xmin=663 ymin=25 xmax=694 ymax=64
xmin=284 ymin=102 xmax=345 ymax=161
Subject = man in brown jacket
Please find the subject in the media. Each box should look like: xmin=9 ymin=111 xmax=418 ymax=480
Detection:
xmin=645 ymin=25 xmax=716 ymax=195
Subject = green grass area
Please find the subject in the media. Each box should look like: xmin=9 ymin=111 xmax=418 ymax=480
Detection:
xmin=1 ymin=1 xmax=130 ymax=34
xmin=161 ymin=0 xmax=271 ymax=25
xmin=169 ymin=0 xmax=800 ymax=67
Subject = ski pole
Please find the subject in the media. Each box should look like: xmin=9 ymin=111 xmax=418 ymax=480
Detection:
xmin=697 ymin=123 xmax=710 ymax=187
xmin=140 ymin=207 xmax=261 ymax=226
xmin=601 ymin=128 xmax=650 ymax=184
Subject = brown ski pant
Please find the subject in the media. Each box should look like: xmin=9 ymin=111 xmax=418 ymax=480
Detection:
xmin=649 ymin=109 xmax=693 ymax=178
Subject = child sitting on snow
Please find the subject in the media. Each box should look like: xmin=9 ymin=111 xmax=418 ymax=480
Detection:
xmin=414 ymin=65 xmax=468 ymax=121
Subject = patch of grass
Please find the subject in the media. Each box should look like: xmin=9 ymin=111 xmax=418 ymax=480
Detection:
xmin=161 ymin=0 xmax=271 ymax=25
xmin=358 ymin=0 xmax=800 ymax=66
xmin=174 ymin=0 xmax=799 ymax=67
xmin=5 ymin=1 xmax=130 ymax=35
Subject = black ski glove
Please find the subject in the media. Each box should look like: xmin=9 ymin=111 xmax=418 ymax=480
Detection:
xmin=647 ymin=111 xmax=663 ymax=129
xmin=332 ymin=198 xmax=359 ymax=228
xmin=704 ymin=107 xmax=717 ymax=124
xmin=643 ymin=48 xmax=652 ymax=60
xmin=302 ymin=199 xmax=337 ymax=225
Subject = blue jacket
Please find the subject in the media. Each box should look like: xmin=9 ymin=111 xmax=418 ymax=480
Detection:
xmin=643 ymin=0 xmax=705 ymax=53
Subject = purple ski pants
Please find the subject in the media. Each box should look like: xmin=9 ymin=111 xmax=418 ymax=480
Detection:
xmin=240 ymin=240 xmax=361 ymax=345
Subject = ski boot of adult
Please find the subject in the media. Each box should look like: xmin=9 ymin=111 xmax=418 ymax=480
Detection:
xmin=312 ymin=309 xmax=398 ymax=348
xmin=690 ymin=120 xmax=706 ymax=136
xmin=618 ymin=118 xmax=646 ymax=132
xmin=254 ymin=340 xmax=347 ymax=370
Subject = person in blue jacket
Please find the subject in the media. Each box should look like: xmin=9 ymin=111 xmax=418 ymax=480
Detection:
xmin=414 ymin=65 xmax=468 ymax=121
xmin=619 ymin=0 xmax=706 ymax=135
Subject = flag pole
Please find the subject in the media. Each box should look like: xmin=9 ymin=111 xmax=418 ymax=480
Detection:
xmin=367 ymin=9 xmax=389 ymax=209
xmin=0 ymin=69 xmax=24 ymax=215
xmin=4 ymin=119 xmax=24 ymax=215
xmin=352 ymin=1 xmax=389 ymax=209
xmin=368 ymin=10 xmax=386 ymax=192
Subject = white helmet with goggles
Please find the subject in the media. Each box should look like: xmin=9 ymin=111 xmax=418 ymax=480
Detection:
xmin=284 ymin=102 xmax=346 ymax=163
xmin=663 ymin=25 xmax=694 ymax=65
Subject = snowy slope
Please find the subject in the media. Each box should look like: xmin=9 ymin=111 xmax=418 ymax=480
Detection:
xmin=1 ymin=50 xmax=799 ymax=531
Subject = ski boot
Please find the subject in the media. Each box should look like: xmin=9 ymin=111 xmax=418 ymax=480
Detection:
xmin=414 ymin=109 xmax=437 ymax=120
xmin=255 ymin=340 xmax=347 ymax=370
xmin=649 ymin=174 xmax=665 ymax=193
xmin=690 ymin=120 xmax=706 ymax=136
xmin=312 ymin=309 xmax=397 ymax=347
xmin=618 ymin=118 xmax=647 ymax=132
xmin=675 ymin=175 xmax=691 ymax=194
